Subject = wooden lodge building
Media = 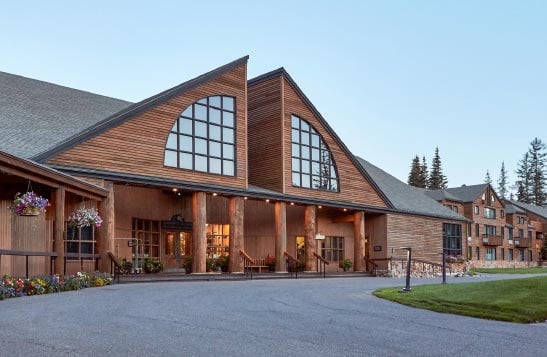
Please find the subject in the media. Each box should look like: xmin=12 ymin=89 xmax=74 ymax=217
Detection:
xmin=2 ymin=56 xmax=542 ymax=277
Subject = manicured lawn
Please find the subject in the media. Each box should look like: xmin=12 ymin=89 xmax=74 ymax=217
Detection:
xmin=373 ymin=276 xmax=547 ymax=323
xmin=470 ymin=267 xmax=547 ymax=274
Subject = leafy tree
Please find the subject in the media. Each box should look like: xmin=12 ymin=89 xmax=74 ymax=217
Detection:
xmin=527 ymin=138 xmax=547 ymax=206
xmin=497 ymin=162 xmax=509 ymax=199
xmin=516 ymin=152 xmax=532 ymax=204
xmin=407 ymin=156 xmax=421 ymax=187
xmin=418 ymin=156 xmax=429 ymax=188
xmin=428 ymin=147 xmax=448 ymax=189
xmin=484 ymin=170 xmax=492 ymax=184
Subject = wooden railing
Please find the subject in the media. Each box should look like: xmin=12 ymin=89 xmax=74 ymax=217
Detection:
xmin=63 ymin=253 xmax=101 ymax=275
xmin=108 ymin=252 xmax=121 ymax=283
xmin=239 ymin=250 xmax=255 ymax=279
xmin=0 ymin=249 xmax=57 ymax=278
xmin=363 ymin=256 xmax=379 ymax=276
xmin=482 ymin=234 xmax=503 ymax=246
xmin=283 ymin=252 xmax=300 ymax=278
xmin=313 ymin=252 xmax=329 ymax=278
xmin=514 ymin=237 xmax=532 ymax=248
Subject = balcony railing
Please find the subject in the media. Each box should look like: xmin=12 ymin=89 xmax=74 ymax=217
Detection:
xmin=482 ymin=234 xmax=503 ymax=246
xmin=514 ymin=237 xmax=532 ymax=248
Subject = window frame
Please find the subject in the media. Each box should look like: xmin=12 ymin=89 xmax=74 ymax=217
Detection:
xmin=65 ymin=224 xmax=96 ymax=260
xmin=321 ymin=236 xmax=345 ymax=262
xmin=443 ymin=223 xmax=462 ymax=257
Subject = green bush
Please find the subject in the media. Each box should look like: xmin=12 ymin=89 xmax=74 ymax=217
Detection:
xmin=339 ymin=259 xmax=353 ymax=271
xmin=143 ymin=258 xmax=163 ymax=273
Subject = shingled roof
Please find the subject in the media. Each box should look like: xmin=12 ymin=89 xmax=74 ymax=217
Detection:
xmin=443 ymin=183 xmax=489 ymax=203
xmin=355 ymin=156 xmax=466 ymax=221
xmin=0 ymin=71 xmax=132 ymax=159
xmin=424 ymin=189 xmax=462 ymax=202
xmin=504 ymin=200 xmax=526 ymax=215
xmin=508 ymin=200 xmax=547 ymax=220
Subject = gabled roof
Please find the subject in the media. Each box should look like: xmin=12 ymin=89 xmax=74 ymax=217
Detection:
xmin=249 ymin=68 xmax=392 ymax=209
xmin=0 ymin=71 xmax=132 ymax=159
xmin=424 ymin=189 xmax=462 ymax=202
xmin=508 ymin=200 xmax=547 ymax=220
xmin=504 ymin=200 xmax=526 ymax=215
xmin=443 ymin=183 xmax=490 ymax=203
xmin=32 ymin=56 xmax=250 ymax=162
xmin=355 ymin=157 xmax=466 ymax=221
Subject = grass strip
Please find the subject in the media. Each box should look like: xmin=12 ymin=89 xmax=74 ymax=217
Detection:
xmin=373 ymin=276 xmax=547 ymax=323
xmin=470 ymin=267 xmax=547 ymax=274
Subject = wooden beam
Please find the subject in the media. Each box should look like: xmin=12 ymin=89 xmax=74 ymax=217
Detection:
xmin=332 ymin=215 xmax=355 ymax=223
xmin=98 ymin=181 xmax=115 ymax=272
xmin=192 ymin=192 xmax=206 ymax=273
xmin=304 ymin=205 xmax=316 ymax=271
xmin=275 ymin=202 xmax=287 ymax=272
xmin=229 ymin=196 xmax=244 ymax=273
xmin=54 ymin=187 xmax=65 ymax=274
xmin=354 ymin=211 xmax=365 ymax=271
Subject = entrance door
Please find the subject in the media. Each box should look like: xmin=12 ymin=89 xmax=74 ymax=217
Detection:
xmin=164 ymin=231 xmax=191 ymax=270
xmin=296 ymin=236 xmax=305 ymax=260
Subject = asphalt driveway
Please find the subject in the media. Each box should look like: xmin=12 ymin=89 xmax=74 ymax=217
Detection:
xmin=0 ymin=274 xmax=545 ymax=356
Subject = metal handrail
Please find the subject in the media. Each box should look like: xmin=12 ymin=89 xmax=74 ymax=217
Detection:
xmin=313 ymin=252 xmax=329 ymax=278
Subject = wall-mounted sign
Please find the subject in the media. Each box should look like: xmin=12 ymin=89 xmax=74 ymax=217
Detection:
xmin=127 ymin=241 xmax=133 ymax=247
xmin=315 ymin=233 xmax=325 ymax=240
xmin=374 ymin=245 xmax=382 ymax=252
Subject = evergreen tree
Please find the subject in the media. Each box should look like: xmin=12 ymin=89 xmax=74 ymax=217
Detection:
xmin=418 ymin=156 xmax=429 ymax=188
xmin=484 ymin=170 xmax=492 ymax=184
xmin=428 ymin=147 xmax=448 ymax=189
xmin=515 ymin=152 xmax=532 ymax=204
xmin=527 ymin=137 xmax=547 ymax=206
xmin=407 ymin=156 xmax=421 ymax=187
xmin=497 ymin=162 xmax=509 ymax=199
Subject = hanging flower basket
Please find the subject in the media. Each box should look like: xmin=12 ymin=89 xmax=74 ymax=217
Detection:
xmin=13 ymin=192 xmax=50 ymax=216
xmin=68 ymin=208 xmax=103 ymax=228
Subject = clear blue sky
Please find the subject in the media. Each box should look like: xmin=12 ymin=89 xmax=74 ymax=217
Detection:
xmin=1 ymin=1 xmax=545 ymax=192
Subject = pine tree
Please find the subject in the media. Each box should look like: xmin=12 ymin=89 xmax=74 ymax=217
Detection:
xmin=418 ymin=156 xmax=428 ymax=188
xmin=484 ymin=170 xmax=492 ymax=184
xmin=407 ymin=156 xmax=421 ymax=187
xmin=497 ymin=162 xmax=508 ymax=199
xmin=527 ymin=137 xmax=547 ymax=206
xmin=515 ymin=152 xmax=532 ymax=204
xmin=428 ymin=147 xmax=448 ymax=189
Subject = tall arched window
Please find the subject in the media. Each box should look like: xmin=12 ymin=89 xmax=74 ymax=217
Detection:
xmin=291 ymin=115 xmax=339 ymax=192
xmin=164 ymin=96 xmax=235 ymax=176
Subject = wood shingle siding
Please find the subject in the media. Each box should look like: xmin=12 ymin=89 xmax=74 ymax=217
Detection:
xmin=48 ymin=65 xmax=248 ymax=189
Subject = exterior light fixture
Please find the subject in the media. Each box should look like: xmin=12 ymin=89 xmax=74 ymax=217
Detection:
xmin=265 ymin=199 xmax=270 ymax=203
xmin=172 ymin=188 xmax=178 ymax=192
xmin=290 ymin=202 xmax=295 ymax=206
xmin=318 ymin=205 xmax=322 ymax=209
xmin=212 ymin=193 xmax=218 ymax=196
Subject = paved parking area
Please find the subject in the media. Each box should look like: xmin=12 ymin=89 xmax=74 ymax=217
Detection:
xmin=0 ymin=275 xmax=545 ymax=356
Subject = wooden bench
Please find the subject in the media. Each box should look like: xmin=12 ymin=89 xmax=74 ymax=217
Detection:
xmin=249 ymin=258 xmax=268 ymax=273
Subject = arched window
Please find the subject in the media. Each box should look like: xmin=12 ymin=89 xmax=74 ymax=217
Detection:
xmin=291 ymin=115 xmax=339 ymax=192
xmin=164 ymin=96 xmax=235 ymax=176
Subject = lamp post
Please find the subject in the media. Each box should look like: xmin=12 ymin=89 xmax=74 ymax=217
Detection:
xmin=441 ymin=250 xmax=447 ymax=284
xmin=400 ymin=247 xmax=412 ymax=293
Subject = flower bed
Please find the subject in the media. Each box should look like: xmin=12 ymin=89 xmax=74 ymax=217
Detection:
xmin=0 ymin=272 xmax=113 ymax=300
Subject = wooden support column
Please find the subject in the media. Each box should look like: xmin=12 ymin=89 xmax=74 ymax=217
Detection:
xmin=229 ymin=196 xmax=244 ymax=273
xmin=192 ymin=192 xmax=207 ymax=273
xmin=354 ymin=211 xmax=365 ymax=271
xmin=275 ymin=202 xmax=287 ymax=272
xmin=98 ymin=181 xmax=115 ymax=272
xmin=54 ymin=186 xmax=65 ymax=275
xmin=304 ymin=205 xmax=317 ymax=271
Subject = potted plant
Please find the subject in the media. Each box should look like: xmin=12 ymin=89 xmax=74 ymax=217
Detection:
xmin=215 ymin=255 xmax=229 ymax=272
xmin=265 ymin=255 xmax=276 ymax=272
xmin=68 ymin=207 xmax=103 ymax=228
xmin=13 ymin=191 xmax=49 ymax=216
xmin=339 ymin=258 xmax=353 ymax=272
xmin=288 ymin=259 xmax=305 ymax=272
xmin=206 ymin=258 xmax=215 ymax=272
xmin=143 ymin=258 xmax=163 ymax=273
xmin=182 ymin=255 xmax=192 ymax=274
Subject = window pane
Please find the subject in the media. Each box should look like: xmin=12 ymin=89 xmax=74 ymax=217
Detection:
xmin=223 ymin=97 xmax=234 ymax=111
xmin=195 ymin=138 xmax=207 ymax=155
xmin=292 ymin=129 xmax=299 ymax=143
xmin=301 ymin=120 xmax=309 ymax=132
xmin=209 ymin=141 xmax=221 ymax=157
xmin=291 ymin=115 xmax=299 ymax=129
xmin=195 ymin=121 xmax=207 ymax=138
xmin=301 ymin=160 xmax=310 ymax=173
xmin=311 ymin=134 xmax=319 ymax=147
xmin=292 ymin=143 xmax=300 ymax=157
xmin=223 ymin=128 xmax=234 ymax=143
xmin=223 ymin=160 xmax=234 ymax=176
xmin=301 ymin=132 xmax=310 ymax=145
xmin=195 ymin=104 xmax=207 ymax=121
xmin=292 ymin=172 xmax=300 ymax=186
xmin=209 ymin=96 xmax=221 ymax=108
xmin=209 ymin=108 xmax=221 ymax=125
xmin=179 ymin=153 xmax=193 ymax=169
xmin=166 ymin=133 xmax=177 ymax=150
xmin=330 ymin=179 xmax=338 ymax=191
xmin=223 ymin=111 xmax=234 ymax=127
xmin=312 ymin=162 xmax=320 ymax=175
xmin=210 ymin=158 xmax=221 ymax=174
xmin=210 ymin=124 xmax=221 ymax=141
xmin=311 ymin=148 xmax=319 ymax=161
xmin=197 ymin=98 xmax=207 ymax=104
xmin=179 ymin=118 xmax=192 ymax=135
xmin=301 ymin=146 xmax=310 ymax=159
xmin=292 ymin=158 xmax=300 ymax=171
xmin=181 ymin=106 xmax=192 ymax=118
xmin=302 ymin=174 xmax=311 ymax=188
xmin=179 ymin=135 xmax=193 ymax=152
xmin=164 ymin=150 xmax=177 ymax=167
xmin=195 ymin=155 xmax=207 ymax=172
xmin=223 ymin=144 xmax=234 ymax=159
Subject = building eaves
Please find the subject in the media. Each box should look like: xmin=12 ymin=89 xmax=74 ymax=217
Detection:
xmin=509 ymin=200 xmax=547 ymax=220
xmin=33 ymin=56 xmax=250 ymax=163
xmin=248 ymin=68 xmax=394 ymax=209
